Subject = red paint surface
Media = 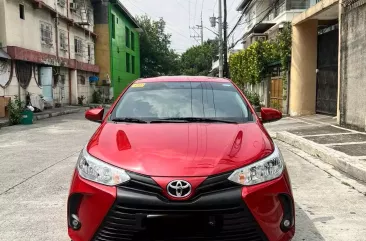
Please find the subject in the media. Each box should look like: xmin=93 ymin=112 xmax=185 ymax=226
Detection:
xmin=243 ymin=171 xmax=295 ymax=241
xmin=68 ymin=171 xmax=116 ymax=241
xmin=87 ymin=122 xmax=274 ymax=177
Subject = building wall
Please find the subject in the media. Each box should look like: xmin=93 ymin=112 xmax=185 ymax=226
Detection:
xmin=5 ymin=0 xmax=56 ymax=55
xmin=110 ymin=3 xmax=140 ymax=99
xmin=93 ymin=1 xmax=111 ymax=85
xmin=0 ymin=0 xmax=7 ymax=47
xmin=340 ymin=3 xmax=366 ymax=129
xmin=0 ymin=0 xmax=98 ymax=105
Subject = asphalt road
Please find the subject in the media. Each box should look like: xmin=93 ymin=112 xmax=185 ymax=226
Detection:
xmin=0 ymin=113 xmax=365 ymax=241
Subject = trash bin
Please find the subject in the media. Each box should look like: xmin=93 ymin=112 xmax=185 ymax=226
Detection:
xmin=21 ymin=109 xmax=34 ymax=125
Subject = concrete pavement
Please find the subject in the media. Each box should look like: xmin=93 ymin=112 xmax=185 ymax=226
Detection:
xmin=1 ymin=113 xmax=366 ymax=240
xmin=266 ymin=115 xmax=366 ymax=184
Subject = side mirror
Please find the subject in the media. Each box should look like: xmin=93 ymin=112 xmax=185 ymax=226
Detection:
xmin=85 ymin=108 xmax=104 ymax=123
xmin=260 ymin=107 xmax=282 ymax=123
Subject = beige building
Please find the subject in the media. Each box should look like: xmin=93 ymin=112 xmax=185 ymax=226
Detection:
xmin=0 ymin=0 xmax=99 ymax=107
xmin=289 ymin=0 xmax=339 ymax=117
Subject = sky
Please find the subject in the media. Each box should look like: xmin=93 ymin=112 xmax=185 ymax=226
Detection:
xmin=121 ymin=0 xmax=245 ymax=53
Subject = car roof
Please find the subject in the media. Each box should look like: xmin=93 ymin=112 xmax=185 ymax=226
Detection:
xmin=134 ymin=76 xmax=231 ymax=83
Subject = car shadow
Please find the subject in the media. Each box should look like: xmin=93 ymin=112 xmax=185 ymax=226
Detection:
xmin=293 ymin=203 xmax=326 ymax=241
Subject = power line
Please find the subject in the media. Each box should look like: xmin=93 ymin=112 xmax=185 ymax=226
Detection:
xmin=125 ymin=0 xmax=191 ymax=41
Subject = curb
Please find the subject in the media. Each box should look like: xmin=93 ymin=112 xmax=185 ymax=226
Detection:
xmin=274 ymin=131 xmax=366 ymax=183
xmin=34 ymin=108 xmax=82 ymax=121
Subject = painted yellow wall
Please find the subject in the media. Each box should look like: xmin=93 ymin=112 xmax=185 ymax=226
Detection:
xmin=94 ymin=24 xmax=111 ymax=84
xmin=289 ymin=20 xmax=318 ymax=116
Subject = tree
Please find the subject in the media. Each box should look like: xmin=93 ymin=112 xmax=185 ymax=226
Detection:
xmin=180 ymin=39 xmax=219 ymax=76
xmin=136 ymin=15 xmax=180 ymax=77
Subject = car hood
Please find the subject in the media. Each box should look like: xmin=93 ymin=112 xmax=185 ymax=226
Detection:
xmin=87 ymin=122 xmax=274 ymax=177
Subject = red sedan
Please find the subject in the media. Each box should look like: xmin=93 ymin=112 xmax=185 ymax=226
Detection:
xmin=67 ymin=76 xmax=294 ymax=241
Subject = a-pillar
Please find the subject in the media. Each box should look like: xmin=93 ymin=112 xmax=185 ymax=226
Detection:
xmin=70 ymin=69 xmax=78 ymax=105
xmin=289 ymin=20 xmax=318 ymax=116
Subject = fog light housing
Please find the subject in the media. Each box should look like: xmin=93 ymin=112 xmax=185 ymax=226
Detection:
xmin=71 ymin=214 xmax=81 ymax=230
xmin=278 ymin=193 xmax=294 ymax=232
xmin=68 ymin=193 xmax=83 ymax=231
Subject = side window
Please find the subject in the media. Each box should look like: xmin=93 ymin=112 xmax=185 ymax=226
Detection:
xmin=111 ymin=14 xmax=115 ymax=39
xmin=125 ymin=27 xmax=130 ymax=48
xmin=131 ymin=32 xmax=135 ymax=50
xmin=19 ymin=4 xmax=25 ymax=20
xmin=131 ymin=55 xmax=135 ymax=74
xmin=126 ymin=53 xmax=130 ymax=72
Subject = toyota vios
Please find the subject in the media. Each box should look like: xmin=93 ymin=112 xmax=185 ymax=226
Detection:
xmin=68 ymin=76 xmax=295 ymax=241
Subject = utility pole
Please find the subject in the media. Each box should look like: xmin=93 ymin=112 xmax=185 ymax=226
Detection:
xmin=190 ymin=13 xmax=204 ymax=45
xmin=223 ymin=0 xmax=228 ymax=78
xmin=218 ymin=0 xmax=223 ymax=78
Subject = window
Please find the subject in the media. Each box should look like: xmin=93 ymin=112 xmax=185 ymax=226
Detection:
xmin=111 ymin=82 xmax=252 ymax=123
xmin=59 ymin=31 xmax=68 ymax=51
xmin=40 ymin=22 xmax=53 ymax=45
xmin=125 ymin=27 xmax=130 ymax=48
xmin=126 ymin=53 xmax=130 ymax=72
xmin=131 ymin=55 xmax=135 ymax=74
xmin=19 ymin=4 xmax=25 ymax=20
xmin=131 ymin=32 xmax=135 ymax=50
xmin=74 ymin=37 xmax=83 ymax=56
xmin=111 ymin=14 xmax=116 ymax=39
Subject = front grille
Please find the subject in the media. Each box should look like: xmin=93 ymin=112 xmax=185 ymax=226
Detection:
xmin=195 ymin=172 xmax=241 ymax=197
xmin=120 ymin=171 xmax=240 ymax=200
xmin=92 ymin=188 xmax=268 ymax=241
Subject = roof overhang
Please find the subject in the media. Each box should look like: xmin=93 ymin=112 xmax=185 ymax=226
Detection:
xmin=110 ymin=0 xmax=142 ymax=31
xmin=0 ymin=49 xmax=11 ymax=59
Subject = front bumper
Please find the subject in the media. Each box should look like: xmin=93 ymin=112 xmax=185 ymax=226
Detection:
xmin=68 ymin=169 xmax=295 ymax=241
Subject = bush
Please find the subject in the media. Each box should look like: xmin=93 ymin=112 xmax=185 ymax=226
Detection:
xmin=8 ymin=95 xmax=25 ymax=125
xmin=244 ymin=90 xmax=261 ymax=107
xmin=92 ymin=89 xmax=103 ymax=104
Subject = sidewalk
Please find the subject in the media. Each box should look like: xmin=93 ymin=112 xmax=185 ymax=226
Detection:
xmin=0 ymin=106 xmax=85 ymax=128
xmin=266 ymin=115 xmax=366 ymax=183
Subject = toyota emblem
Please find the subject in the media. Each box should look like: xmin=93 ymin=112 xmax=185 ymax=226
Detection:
xmin=167 ymin=180 xmax=192 ymax=198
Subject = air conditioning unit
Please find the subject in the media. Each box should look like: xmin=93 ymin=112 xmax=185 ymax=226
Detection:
xmin=70 ymin=2 xmax=78 ymax=11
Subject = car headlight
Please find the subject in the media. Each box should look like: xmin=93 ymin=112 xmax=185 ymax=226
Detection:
xmin=228 ymin=144 xmax=284 ymax=186
xmin=77 ymin=147 xmax=130 ymax=186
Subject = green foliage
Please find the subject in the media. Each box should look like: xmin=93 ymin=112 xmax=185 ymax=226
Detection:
xmin=229 ymin=22 xmax=292 ymax=88
xmin=92 ymin=89 xmax=103 ymax=104
xmin=8 ymin=95 xmax=25 ymax=125
xmin=136 ymin=15 xmax=180 ymax=77
xmin=244 ymin=90 xmax=261 ymax=107
xmin=180 ymin=39 xmax=219 ymax=76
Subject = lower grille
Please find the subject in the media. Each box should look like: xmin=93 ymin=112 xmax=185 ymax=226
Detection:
xmin=93 ymin=188 xmax=267 ymax=241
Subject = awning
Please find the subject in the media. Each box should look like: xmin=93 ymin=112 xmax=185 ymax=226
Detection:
xmin=0 ymin=49 xmax=11 ymax=59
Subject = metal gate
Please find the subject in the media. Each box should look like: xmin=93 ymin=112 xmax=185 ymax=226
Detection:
xmin=316 ymin=25 xmax=339 ymax=115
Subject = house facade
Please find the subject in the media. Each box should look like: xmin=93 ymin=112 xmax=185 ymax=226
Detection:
xmin=237 ymin=0 xmax=312 ymax=49
xmin=92 ymin=0 xmax=141 ymax=100
xmin=0 ymin=0 xmax=100 ymax=106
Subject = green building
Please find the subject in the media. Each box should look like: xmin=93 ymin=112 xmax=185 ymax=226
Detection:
xmin=92 ymin=0 xmax=141 ymax=99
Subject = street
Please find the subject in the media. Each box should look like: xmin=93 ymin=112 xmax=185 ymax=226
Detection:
xmin=1 ymin=113 xmax=366 ymax=241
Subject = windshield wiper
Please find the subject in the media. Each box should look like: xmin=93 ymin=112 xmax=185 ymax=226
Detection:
xmin=152 ymin=117 xmax=238 ymax=124
xmin=111 ymin=118 xmax=148 ymax=123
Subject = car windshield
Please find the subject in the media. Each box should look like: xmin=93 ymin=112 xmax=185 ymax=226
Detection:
xmin=110 ymin=81 xmax=253 ymax=123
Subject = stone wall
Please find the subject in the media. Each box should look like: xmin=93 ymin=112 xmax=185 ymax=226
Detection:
xmin=340 ymin=2 xmax=366 ymax=130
